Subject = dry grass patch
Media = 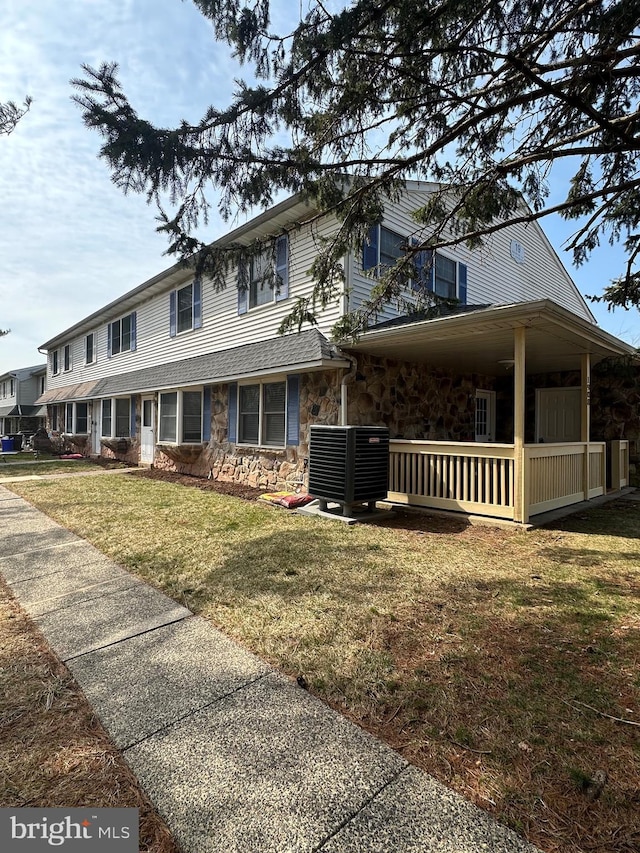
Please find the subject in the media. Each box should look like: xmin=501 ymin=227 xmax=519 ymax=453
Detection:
xmin=7 ymin=475 xmax=640 ymax=853
xmin=0 ymin=457 xmax=126 ymax=480
xmin=0 ymin=578 xmax=180 ymax=852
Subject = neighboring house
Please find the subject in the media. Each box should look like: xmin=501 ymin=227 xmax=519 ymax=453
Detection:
xmin=36 ymin=182 xmax=636 ymax=522
xmin=0 ymin=364 xmax=47 ymax=439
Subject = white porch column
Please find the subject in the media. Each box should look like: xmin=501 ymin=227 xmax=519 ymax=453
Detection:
xmin=581 ymin=353 xmax=591 ymax=500
xmin=513 ymin=326 xmax=527 ymax=523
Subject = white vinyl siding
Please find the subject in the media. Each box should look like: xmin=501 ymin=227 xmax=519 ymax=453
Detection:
xmin=42 ymin=185 xmax=594 ymax=393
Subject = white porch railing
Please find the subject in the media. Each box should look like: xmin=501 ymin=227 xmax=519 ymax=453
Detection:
xmin=525 ymin=442 xmax=605 ymax=516
xmin=388 ymin=440 xmax=608 ymax=522
xmin=388 ymin=441 xmax=516 ymax=519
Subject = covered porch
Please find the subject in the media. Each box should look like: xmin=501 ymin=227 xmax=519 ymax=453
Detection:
xmin=346 ymin=300 xmax=635 ymax=523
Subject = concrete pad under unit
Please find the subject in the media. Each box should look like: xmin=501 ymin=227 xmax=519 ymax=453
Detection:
xmin=125 ymin=671 xmax=406 ymax=853
xmin=68 ymin=617 xmax=271 ymax=749
xmin=297 ymin=499 xmax=394 ymax=525
xmin=34 ymin=580 xmax=191 ymax=661
xmin=320 ymin=766 xmax=540 ymax=853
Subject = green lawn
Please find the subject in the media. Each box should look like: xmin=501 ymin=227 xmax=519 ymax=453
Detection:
xmin=7 ymin=472 xmax=640 ymax=853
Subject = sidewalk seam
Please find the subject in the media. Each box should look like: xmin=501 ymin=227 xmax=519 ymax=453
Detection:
xmin=312 ymin=765 xmax=409 ymax=852
xmin=120 ymin=671 xmax=272 ymax=752
xmin=61 ymin=613 xmax=193 ymax=662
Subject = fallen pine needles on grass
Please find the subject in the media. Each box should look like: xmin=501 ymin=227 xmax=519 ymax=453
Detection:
xmin=0 ymin=577 xmax=180 ymax=853
xmin=7 ymin=472 xmax=640 ymax=853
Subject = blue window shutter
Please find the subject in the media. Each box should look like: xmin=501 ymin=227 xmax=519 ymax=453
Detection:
xmin=458 ymin=263 xmax=468 ymax=304
xmin=107 ymin=324 xmax=112 ymax=359
xmin=237 ymin=263 xmax=248 ymax=315
xmin=169 ymin=291 xmax=177 ymax=337
xmin=275 ymin=235 xmax=289 ymax=301
xmin=362 ymin=226 xmax=379 ymax=270
xmin=193 ymin=279 xmax=202 ymax=328
xmin=202 ymin=386 xmax=211 ymax=442
xmin=130 ymin=312 xmax=137 ymax=351
xmin=286 ymin=374 xmax=300 ymax=446
xmin=228 ymin=382 xmax=238 ymax=442
xmin=425 ymin=249 xmax=435 ymax=292
xmin=130 ymin=396 xmax=137 ymax=437
xmin=411 ymin=238 xmax=421 ymax=292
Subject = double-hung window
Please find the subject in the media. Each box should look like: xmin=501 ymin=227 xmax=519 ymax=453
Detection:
xmin=52 ymin=350 xmax=59 ymax=375
xmin=63 ymin=344 xmax=71 ymax=372
xmin=158 ymin=389 xmax=203 ymax=444
xmin=363 ymin=225 xmax=405 ymax=274
xmin=170 ymin=280 xmax=202 ymax=336
xmin=64 ymin=402 xmax=88 ymax=434
xmin=108 ymin=312 xmax=137 ymax=356
xmin=237 ymin=235 xmax=289 ymax=314
xmin=413 ymin=250 xmax=468 ymax=304
xmin=237 ymin=381 xmax=286 ymax=447
xmin=100 ymin=398 xmax=131 ymax=438
xmin=85 ymin=333 xmax=95 ymax=365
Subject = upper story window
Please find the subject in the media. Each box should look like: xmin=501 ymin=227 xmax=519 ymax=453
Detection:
xmin=108 ymin=312 xmax=137 ymax=357
xmin=363 ymin=225 xmax=405 ymax=275
xmin=1 ymin=381 xmax=6 ymax=398
xmin=237 ymin=234 xmax=289 ymax=315
xmin=412 ymin=250 xmax=468 ymax=305
xmin=85 ymin=333 xmax=96 ymax=365
xmin=9 ymin=379 xmax=15 ymax=396
xmin=169 ymin=280 xmax=202 ymax=337
xmin=63 ymin=344 xmax=72 ymax=372
xmin=39 ymin=376 xmax=46 ymax=395
xmin=51 ymin=350 xmax=59 ymax=375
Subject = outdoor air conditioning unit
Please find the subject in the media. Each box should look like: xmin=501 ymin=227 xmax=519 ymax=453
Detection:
xmin=308 ymin=425 xmax=390 ymax=517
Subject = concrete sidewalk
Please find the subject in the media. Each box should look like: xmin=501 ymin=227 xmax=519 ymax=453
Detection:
xmin=0 ymin=484 xmax=540 ymax=853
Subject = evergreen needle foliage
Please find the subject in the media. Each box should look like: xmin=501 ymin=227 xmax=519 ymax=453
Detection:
xmin=72 ymin=0 xmax=640 ymax=334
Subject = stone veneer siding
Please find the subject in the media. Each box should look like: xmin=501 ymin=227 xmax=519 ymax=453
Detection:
xmin=154 ymin=356 xmax=497 ymax=488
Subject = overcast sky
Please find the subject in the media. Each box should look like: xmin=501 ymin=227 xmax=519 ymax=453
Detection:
xmin=1 ymin=0 xmax=638 ymax=375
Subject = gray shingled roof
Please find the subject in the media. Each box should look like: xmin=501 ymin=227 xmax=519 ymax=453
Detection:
xmin=40 ymin=329 xmax=348 ymax=403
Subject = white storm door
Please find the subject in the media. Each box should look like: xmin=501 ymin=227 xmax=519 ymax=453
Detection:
xmin=140 ymin=396 xmax=156 ymax=463
xmin=475 ymin=390 xmax=496 ymax=442
xmin=535 ymin=388 xmax=581 ymax=443
xmin=92 ymin=403 xmax=101 ymax=454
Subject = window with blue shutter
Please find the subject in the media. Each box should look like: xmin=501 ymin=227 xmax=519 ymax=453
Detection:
xmin=458 ymin=263 xmax=468 ymax=304
xmin=130 ymin=312 xmax=137 ymax=351
xmin=228 ymin=382 xmax=238 ymax=442
xmin=202 ymin=386 xmax=211 ymax=442
xmin=275 ymin=235 xmax=289 ymax=301
xmin=362 ymin=226 xmax=379 ymax=270
xmin=237 ymin=262 xmax=248 ymax=315
xmin=286 ymin=375 xmax=300 ymax=446
xmin=169 ymin=291 xmax=177 ymax=336
xmin=130 ymin=396 xmax=137 ymax=437
xmin=107 ymin=324 xmax=112 ymax=359
xmin=193 ymin=279 xmax=202 ymax=328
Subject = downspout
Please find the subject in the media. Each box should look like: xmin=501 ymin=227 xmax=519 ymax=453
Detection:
xmin=340 ymin=354 xmax=358 ymax=426
xmin=339 ymin=248 xmax=357 ymax=426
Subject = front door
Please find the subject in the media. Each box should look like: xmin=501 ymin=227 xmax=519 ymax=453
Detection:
xmin=140 ymin=396 xmax=155 ymax=464
xmin=91 ymin=403 xmax=101 ymax=455
xmin=536 ymin=387 xmax=581 ymax=442
xmin=475 ymin=389 xmax=496 ymax=442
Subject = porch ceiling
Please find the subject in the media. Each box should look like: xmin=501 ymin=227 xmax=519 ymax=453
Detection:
xmin=344 ymin=300 xmax=636 ymax=376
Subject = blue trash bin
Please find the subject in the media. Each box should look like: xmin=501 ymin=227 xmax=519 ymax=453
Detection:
xmin=1 ymin=436 xmax=14 ymax=452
